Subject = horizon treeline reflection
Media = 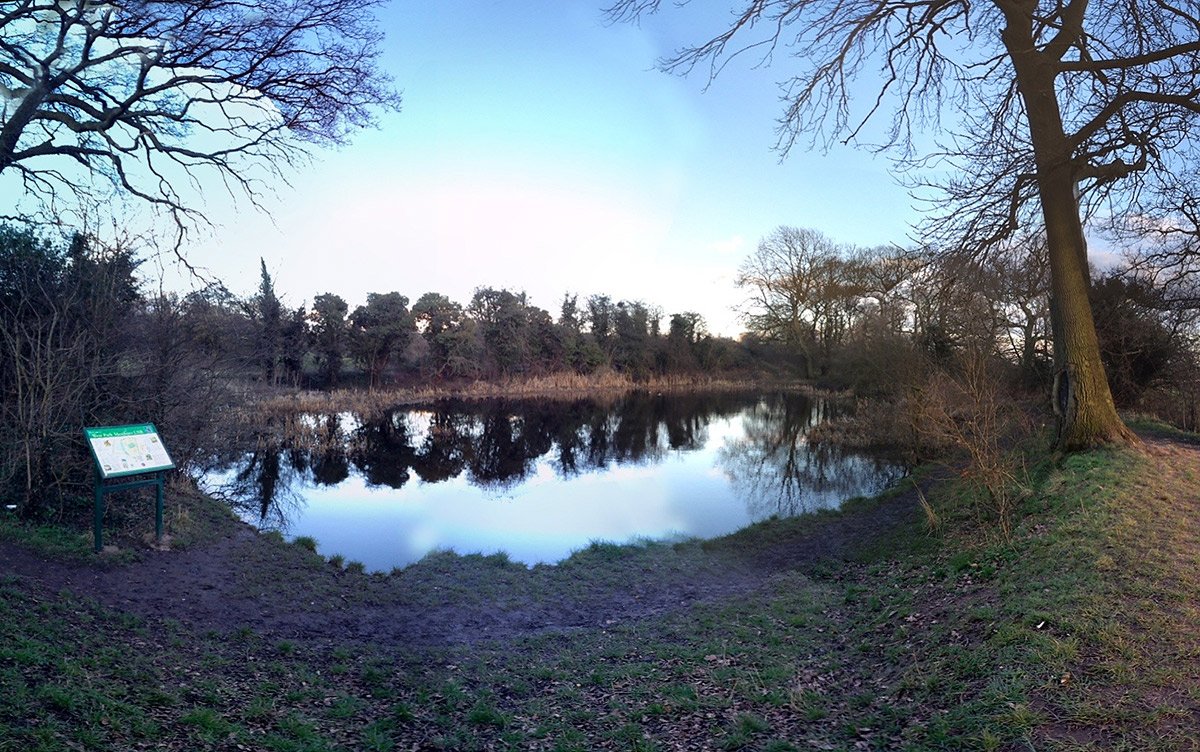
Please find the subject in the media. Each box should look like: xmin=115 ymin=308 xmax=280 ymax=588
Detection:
xmin=205 ymin=391 xmax=906 ymax=565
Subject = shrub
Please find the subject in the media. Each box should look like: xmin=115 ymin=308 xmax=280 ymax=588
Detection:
xmin=907 ymin=352 xmax=1034 ymax=540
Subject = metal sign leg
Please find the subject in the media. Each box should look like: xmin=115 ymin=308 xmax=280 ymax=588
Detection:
xmin=155 ymin=476 xmax=164 ymax=543
xmin=92 ymin=471 xmax=167 ymax=554
xmin=93 ymin=475 xmax=104 ymax=553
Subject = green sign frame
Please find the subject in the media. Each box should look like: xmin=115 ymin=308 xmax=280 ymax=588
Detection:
xmin=84 ymin=424 xmax=176 ymax=553
xmin=84 ymin=423 xmax=175 ymax=479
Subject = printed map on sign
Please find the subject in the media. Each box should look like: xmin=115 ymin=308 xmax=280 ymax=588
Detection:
xmin=84 ymin=424 xmax=176 ymax=479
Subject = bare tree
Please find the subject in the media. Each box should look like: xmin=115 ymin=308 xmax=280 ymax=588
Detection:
xmin=0 ymin=0 xmax=400 ymax=236
xmin=0 ymin=271 xmax=104 ymax=511
xmin=129 ymin=290 xmax=245 ymax=474
xmin=604 ymin=0 xmax=1200 ymax=448
xmin=851 ymin=244 xmax=920 ymax=337
xmin=989 ymin=236 xmax=1052 ymax=379
xmin=736 ymin=226 xmax=847 ymax=379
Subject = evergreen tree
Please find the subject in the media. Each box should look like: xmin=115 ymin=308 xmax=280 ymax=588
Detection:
xmin=310 ymin=293 xmax=349 ymax=388
xmin=349 ymin=292 xmax=413 ymax=389
xmin=253 ymin=259 xmax=283 ymax=384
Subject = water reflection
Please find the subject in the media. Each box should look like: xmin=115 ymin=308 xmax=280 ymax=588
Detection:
xmin=720 ymin=398 xmax=906 ymax=518
xmin=205 ymin=391 xmax=905 ymax=568
xmin=226 ymin=447 xmax=307 ymax=530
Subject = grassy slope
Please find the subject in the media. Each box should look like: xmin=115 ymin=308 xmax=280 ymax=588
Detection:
xmin=2 ymin=437 xmax=1199 ymax=751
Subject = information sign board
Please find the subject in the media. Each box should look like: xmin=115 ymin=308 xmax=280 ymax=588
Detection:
xmin=85 ymin=424 xmax=176 ymax=479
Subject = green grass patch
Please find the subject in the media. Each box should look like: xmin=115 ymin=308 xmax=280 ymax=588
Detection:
xmin=293 ymin=535 xmax=319 ymax=553
xmin=4 ymin=436 xmax=1200 ymax=749
xmin=0 ymin=516 xmax=115 ymax=562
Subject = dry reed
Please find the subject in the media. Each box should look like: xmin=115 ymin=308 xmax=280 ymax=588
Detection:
xmin=236 ymin=371 xmax=803 ymax=426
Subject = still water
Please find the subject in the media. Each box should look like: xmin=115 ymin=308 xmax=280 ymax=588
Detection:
xmin=203 ymin=391 xmax=905 ymax=571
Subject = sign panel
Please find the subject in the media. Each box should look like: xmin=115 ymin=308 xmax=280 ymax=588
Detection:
xmin=85 ymin=424 xmax=175 ymax=479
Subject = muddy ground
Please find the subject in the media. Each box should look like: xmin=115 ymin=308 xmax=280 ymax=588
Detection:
xmin=0 ymin=481 xmax=923 ymax=648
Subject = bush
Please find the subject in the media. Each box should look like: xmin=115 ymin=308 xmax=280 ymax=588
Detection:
xmin=907 ymin=353 xmax=1035 ymax=539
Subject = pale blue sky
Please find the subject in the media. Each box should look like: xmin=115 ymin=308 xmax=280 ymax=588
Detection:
xmin=132 ymin=1 xmax=920 ymax=334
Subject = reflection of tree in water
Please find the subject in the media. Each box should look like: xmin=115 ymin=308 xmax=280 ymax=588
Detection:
xmin=206 ymin=413 xmax=348 ymax=531
xmin=309 ymin=413 xmax=351 ymax=486
xmin=420 ymin=393 xmax=750 ymax=485
xmin=611 ymin=395 xmax=664 ymax=464
xmin=218 ymin=447 xmax=309 ymax=531
xmin=410 ymin=410 xmax=471 ymax=483
xmin=310 ymin=452 xmax=350 ymax=486
xmin=209 ymin=390 xmax=788 ymax=522
xmin=547 ymin=400 xmax=593 ymax=476
xmin=719 ymin=394 xmax=907 ymax=519
xmin=577 ymin=393 xmax=714 ymax=469
xmin=467 ymin=411 xmax=535 ymax=489
xmin=349 ymin=411 xmax=415 ymax=488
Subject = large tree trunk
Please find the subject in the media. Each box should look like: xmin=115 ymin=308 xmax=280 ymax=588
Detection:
xmin=1001 ymin=8 xmax=1137 ymax=450
xmin=1040 ymin=168 xmax=1136 ymax=448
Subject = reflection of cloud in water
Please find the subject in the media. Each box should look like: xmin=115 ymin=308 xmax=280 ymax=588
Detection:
xmin=202 ymin=391 xmax=905 ymax=570
xmin=574 ymin=463 xmax=660 ymax=484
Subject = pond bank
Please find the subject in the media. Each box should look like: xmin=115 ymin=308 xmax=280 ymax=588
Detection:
xmin=1 ymin=469 xmax=924 ymax=646
xmin=3 ymin=431 xmax=1198 ymax=750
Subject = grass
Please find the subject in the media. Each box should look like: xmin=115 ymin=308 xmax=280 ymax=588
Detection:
xmin=3 ymin=430 xmax=1200 ymax=749
xmin=0 ymin=514 xmax=101 ymax=561
xmin=0 ymin=483 xmax=235 ymax=560
xmin=293 ymin=535 xmax=319 ymax=553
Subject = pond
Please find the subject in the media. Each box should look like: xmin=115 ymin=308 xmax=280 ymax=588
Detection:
xmin=202 ymin=391 xmax=906 ymax=571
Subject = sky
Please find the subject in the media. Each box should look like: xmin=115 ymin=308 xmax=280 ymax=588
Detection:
xmin=50 ymin=0 xmax=921 ymax=336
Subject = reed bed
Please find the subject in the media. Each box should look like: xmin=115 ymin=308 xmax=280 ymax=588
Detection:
xmin=805 ymin=397 xmax=918 ymax=451
xmin=216 ymin=372 xmax=817 ymax=454
xmin=238 ymin=371 xmax=797 ymax=424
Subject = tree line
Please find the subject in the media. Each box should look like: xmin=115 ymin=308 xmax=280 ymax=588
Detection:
xmin=737 ymin=226 xmax=1200 ymax=428
xmin=0 ymin=224 xmax=764 ymax=518
xmin=8 ymin=215 xmax=1199 ymax=518
xmin=251 ymin=263 xmax=747 ymax=388
xmin=7 ymin=0 xmax=1200 ymax=454
xmin=8 ymin=215 xmax=1199 ymax=519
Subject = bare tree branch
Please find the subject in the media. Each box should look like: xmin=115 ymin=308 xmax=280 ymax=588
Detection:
xmin=0 ymin=0 xmax=400 ymax=243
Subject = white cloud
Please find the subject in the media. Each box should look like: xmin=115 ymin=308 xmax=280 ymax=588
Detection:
xmin=706 ymin=234 xmax=746 ymax=256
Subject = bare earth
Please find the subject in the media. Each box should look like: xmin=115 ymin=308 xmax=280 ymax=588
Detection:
xmin=0 ymin=484 xmax=924 ymax=648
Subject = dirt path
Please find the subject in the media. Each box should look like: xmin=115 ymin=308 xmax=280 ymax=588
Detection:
xmin=0 ymin=484 xmax=922 ymax=648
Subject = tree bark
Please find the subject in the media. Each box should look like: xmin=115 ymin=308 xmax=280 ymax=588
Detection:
xmin=796 ymin=345 xmax=815 ymax=380
xmin=1000 ymin=5 xmax=1137 ymax=450
xmin=1040 ymin=168 xmax=1136 ymax=448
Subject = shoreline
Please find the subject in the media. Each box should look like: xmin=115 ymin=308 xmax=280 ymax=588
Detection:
xmin=2 ymin=434 xmax=1196 ymax=749
xmin=236 ymin=372 xmax=828 ymax=420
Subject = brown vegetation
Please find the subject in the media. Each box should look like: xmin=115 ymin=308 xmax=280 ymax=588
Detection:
xmin=239 ymin=371 xmax=803 ymax=421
